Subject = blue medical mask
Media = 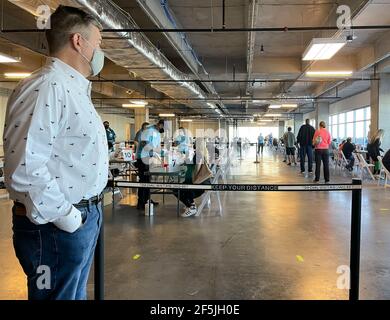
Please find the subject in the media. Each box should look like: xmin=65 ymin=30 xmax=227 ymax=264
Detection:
xmin=79 ymin=37 xmax=105 ymax=76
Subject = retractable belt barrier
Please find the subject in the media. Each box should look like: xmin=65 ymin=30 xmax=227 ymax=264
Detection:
xmin=95 ymin=179 xmax=363 ymax=301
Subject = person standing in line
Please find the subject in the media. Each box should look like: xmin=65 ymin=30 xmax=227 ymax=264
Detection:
xmin=3 ymin=6 xmax=107 ymax=300
xmin=367 ymin=129 xmax=385 ymax=176
xmin=382 ymin=149 xmax=390 ymax=172
xmin=257 ymin=133 xmax=264 ymax=154
xmin=284 ymin=127 xmax=297 ymax=166
xmin=313 ymin=121 xmax=332 ymax=183
xmin=103 ymin=121 xmax=116 ymax=152
xmin=297 ymin=119 xmax=315 ymax=174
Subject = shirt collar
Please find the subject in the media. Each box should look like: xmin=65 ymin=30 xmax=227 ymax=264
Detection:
xmin=48 ymin=57 xmax=91 ymax=92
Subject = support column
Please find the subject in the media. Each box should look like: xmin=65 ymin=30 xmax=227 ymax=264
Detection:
xmin=134 ymin=107 xmax=149 ymax=134
xmin=315 ymin=102 xmax=330 ymax=129
xmin=293 ymin=114 xmax=304 ymax=137
xmin=371 ymin=73 xmax=390 ymax=150
xmin=278 ymin=121 xmax=285 ymax=139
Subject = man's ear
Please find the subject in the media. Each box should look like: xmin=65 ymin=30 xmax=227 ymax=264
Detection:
xmin=71 ymin=33 xmax=82 ymax=53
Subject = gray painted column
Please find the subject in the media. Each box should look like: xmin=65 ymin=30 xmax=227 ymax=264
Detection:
xmin=293 ymin=114 xmax=304 ymax=137
xmin=315 ymin=102 xmax=330 ymax=129
xmin=278 ymin=121 xmax=285 ymax=138
xmin=371 ymin=73 xmax=390 ymax=150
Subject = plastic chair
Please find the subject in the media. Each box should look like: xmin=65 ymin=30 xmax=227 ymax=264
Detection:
xmin=356 ymin=153 xmax=376 ymax=181
xmin=377 ymin=156 xmax=390 ymax=188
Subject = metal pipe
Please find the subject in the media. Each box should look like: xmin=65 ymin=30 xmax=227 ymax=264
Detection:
xmin=2 ymin=25 xmax=390 ymax=33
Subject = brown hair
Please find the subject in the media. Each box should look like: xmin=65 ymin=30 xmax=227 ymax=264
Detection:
xmin=46 ymin=5 xmax=102 ymax=55
xmin=319 ymin=121 xmax=326 ymax=128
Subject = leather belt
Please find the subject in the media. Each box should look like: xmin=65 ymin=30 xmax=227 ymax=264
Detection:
xmin=13 ymin=193 xmax=104 ymax=217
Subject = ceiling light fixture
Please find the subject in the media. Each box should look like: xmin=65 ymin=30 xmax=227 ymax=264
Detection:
xmin=180 ymin=119 xmax=193 ymax=122
xmin=264 ymin=114 xmax=282 ymax=117
xmin=122 ymin=104 xmax=146 ymax=108
xmin=282 ymin=104 xmax=298 ymax=108
xmin=306 ymin=71 xmax=353 ymax=77
xmin=159 ymin=113 xmax=175 ymax=117
xmin=0 ymin=53 xmax=20 ymax=63
xmin=302 ymin=38 xmax=346 ymax=61
xmin=129 ymin=100 xmax=148 ymax=106
xmin=4 ymin=72 xmax=31 ymax=79
xmin=269 ymin=105 xmax=281 ymax=109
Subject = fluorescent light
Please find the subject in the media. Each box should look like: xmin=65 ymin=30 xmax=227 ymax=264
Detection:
xmin=306 ymin=71 xmax=353 ymax=77
xmin=269 ymin=105 xmax=281 ymax=109
xmin=129 ymin=100 xmax=148 ymax=106
xmin=122 ymin=104 xmax=146 ymax=108
xmin=0 ymin=53 xmax=20 ymax=63
xmin=265 ymin=114 xmax=282 ymax=117
xmin=180 ymin=119 xmax=193 ymax=122
xmin=159 ymin=113 xmax=175 ymax=117
xmin=207 ymin=103 xmax=215 ymax=109
xmin=4 ymin=72 xmax=31 ymax=79
xmin=257 ymin=119 xmax=273 ymax=122
xmin=302 ymin=38 xmax=346 ymax=61
xmin=282 ymin=104 xmax=298 ymax=108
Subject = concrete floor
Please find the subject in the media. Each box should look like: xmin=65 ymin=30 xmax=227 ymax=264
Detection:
xmin=1 ymin=146 xmax=390 ymax=300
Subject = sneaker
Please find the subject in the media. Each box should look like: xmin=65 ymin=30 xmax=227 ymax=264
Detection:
xmin=181 ymin=205 xmax=197 ymax=218
xmin=313 ymin=179 xmax=319 ymax=183
xmin=283 ymin=160 xmax=287 ymax=163
xmin=287 ymin=163 xmax=291 ymax=166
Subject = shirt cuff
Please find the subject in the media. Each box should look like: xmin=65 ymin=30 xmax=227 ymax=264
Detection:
xmin=53 ymin=206 xmax=82 ymax=233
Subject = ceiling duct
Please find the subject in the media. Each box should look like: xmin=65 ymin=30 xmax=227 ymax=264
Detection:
xmin=8 ymin=0 xmax=222 ymax=115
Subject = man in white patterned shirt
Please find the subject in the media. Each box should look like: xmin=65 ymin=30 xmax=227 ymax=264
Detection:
xmin=3 ymin=6 xmax=108 ymax=300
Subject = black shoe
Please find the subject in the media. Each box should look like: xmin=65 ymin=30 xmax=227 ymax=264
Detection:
xmin=283 ymin=160 xmax=287 ymax=163
xmin=313 ymin=179 xmax=319 ymax=183
xmin=287 ymin=163 xmax=291 ymax=166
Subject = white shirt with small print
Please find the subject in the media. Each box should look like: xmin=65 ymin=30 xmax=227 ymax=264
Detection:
xmin=3 ymin=57 xmax=108 ymax=232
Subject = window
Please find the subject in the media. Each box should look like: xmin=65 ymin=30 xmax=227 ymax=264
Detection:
xmin=356 ymin=109 xmax=364 ymax=122
xmin=347 ymin=111 xmax=354 ymax=123
xmin=329 ymin=106 xmax=371 ymax=144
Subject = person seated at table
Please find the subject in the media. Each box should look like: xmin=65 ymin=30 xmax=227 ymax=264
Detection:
xmin=342 ymin=137 xmax=356 ymax=171
xmin=174 ymin=139 xmax=212 ymax=218
xmin=382 ymin=149 xmax=390 ymax=172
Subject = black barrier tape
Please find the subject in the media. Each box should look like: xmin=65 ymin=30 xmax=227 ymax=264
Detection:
xmin=111 ymin=181 xmax=362 ymax=192
xmin=212 ymin=184 xmax=279 ymax=191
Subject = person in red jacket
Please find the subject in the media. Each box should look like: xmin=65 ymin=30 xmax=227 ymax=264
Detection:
xmin=313 ymin=121 xmax=332 ymax=183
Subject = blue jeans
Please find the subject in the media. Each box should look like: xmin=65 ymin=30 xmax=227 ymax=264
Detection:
xmin=300 ymin=145 xmax=313 ymax=173
xmin=12 ymin=203 xmax=102 ymax=300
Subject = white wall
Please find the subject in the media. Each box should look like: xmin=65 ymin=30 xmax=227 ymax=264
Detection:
xmin=97 ymin=112 xmax=132 ymax=142
xmin=329 ymin=90 xmax=370 ymax=115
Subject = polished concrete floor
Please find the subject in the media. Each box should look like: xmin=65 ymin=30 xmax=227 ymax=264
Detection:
xmin=1 ymin=146 xmax=390 ymax=300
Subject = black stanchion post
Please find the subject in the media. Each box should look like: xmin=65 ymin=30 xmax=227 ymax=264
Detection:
xmin=95 ymin=196 xmax=105 ymax=300
xmin=349 ymin=178 xmax=362 ymax=301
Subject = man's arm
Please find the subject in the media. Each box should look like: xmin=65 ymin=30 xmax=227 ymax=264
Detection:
xmin=4 ymin=80 xmax=81 ymax=233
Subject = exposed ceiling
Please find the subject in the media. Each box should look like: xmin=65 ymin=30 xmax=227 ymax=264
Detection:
xmin=0 ymin=0 xmax=389 ymax=122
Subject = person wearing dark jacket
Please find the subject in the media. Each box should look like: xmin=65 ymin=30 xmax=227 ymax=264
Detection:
xmin=342 ymin=137 xmax=355 ymax=171
xmin=367 ymin=129 xmax=384 ymax=175
xmin=382 ymin=149 xmax=390 ymax=172
xmin=297 ymin=119 xmax=315 ymax=174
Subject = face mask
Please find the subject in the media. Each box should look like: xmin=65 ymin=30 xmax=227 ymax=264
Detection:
xmin=79 ymin=37 xmax=105 ymax=76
